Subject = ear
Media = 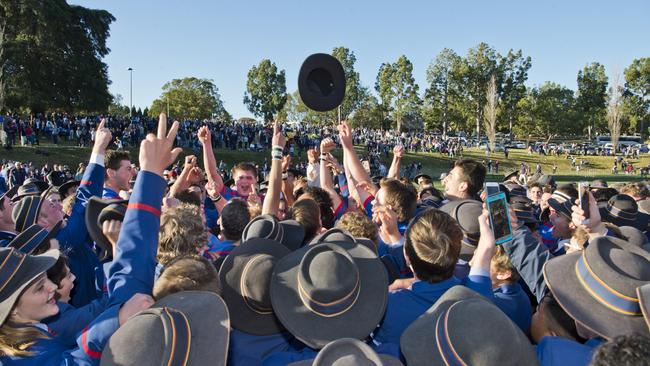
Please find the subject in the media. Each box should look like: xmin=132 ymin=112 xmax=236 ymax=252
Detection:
xmin=106 ymin=168 xmax=116 ymax=178
xmin=458 ymin=181 xmax=469 ymax=194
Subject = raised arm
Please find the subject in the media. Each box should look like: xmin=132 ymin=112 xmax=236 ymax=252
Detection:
xmin=198 ymin=126 xmax=224 ymax=192
xmin=262 ymin=122 xmax=286 ymax=216
xmin=319 ymin=138 xmax=343 ymax=210
xmin=338 ymin=121 xmax=375 ymax=191
xmin=387 ymin=145 xmax=403 ymax=179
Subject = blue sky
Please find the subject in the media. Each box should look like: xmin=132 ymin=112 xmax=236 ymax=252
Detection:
xmin=70 ymin=0 xmax=650 ymax=119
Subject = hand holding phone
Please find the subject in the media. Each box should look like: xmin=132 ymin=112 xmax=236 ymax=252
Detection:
xmin=486 ymin=192 xmax=513 ymax=245
xmin=579 ymin=181 xmax=590 ymax=221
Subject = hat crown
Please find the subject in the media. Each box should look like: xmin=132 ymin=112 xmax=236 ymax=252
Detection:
xmin=244 ymin=215 xmax=282 ymax=242
xmin=298 ymin=244 xmax=360 ymax=311
xmin=609 ymin=249 xmax=650 ymax=283
xmin=241 ymin=254 xmax=276 ymax=311
xmin=0 ymin=248 xmax=25 ymax=299
xmin=609 ymin=194 xmax=638 ymax=213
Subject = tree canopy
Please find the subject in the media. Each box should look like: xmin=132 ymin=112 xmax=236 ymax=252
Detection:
xmin=244 ymin=59 xmax=287 ymax=122
xmin=149 ymin=77 xmax=231 ymax=121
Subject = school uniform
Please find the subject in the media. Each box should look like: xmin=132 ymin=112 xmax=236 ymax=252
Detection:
xmin=44 ymin=296 xmax=109 ymax=347
xmin=229 ymin=329 xmax=305 ymax=366
xmin=492 ymin=282 xmax=533 ymax=333
xmin=535 ymin=336 xmax=602 ymax=366
xmin=371 ymin=268 xmax=493 ymax=346
xmin=102 ymin=187 xmax=120 ymax=199
xmin=0 ymin=230 xmax=16 ymax=247
xmin=56 ymin=162 xmax=105 ymax=307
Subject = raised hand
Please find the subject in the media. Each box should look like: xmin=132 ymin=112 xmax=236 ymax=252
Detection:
xmin=272 ymin=122 xmax=286 ymax=148
xmin=93 ymin=118 xmax=112 ymax=154
xmin=118 ymin=293 xmax=155 ymax=325
xmin=197 ymin=126 xmax=211 ymax=145
xmin=320 ymin=137 xmax=336 ymax=154
xmin=139 ymin=113 xmax=183 ymax=177
xmin=307 ymin=148 xmax=318 ymax=164
xmin=393 ymin=145 xmax=404 ymax=158
xmin=184 ymin=155 xmax=198 ymax=167
xmin=337 ymin=121 xmax=353 ymax=149
xmin=282 ymin=154 xmax=292 ymax=171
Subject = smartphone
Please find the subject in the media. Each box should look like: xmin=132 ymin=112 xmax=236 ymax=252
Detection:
xmin=484 ymin=182 xmax=500 ymax=196
xmin=486 ymin=192 xmax=513 ymax=245
xmin=579 ymin=181 xmax=590 ymax=220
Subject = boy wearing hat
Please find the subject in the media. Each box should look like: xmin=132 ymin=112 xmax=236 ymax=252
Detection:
xmin=370 ymin=208 xmax=497 ymax=346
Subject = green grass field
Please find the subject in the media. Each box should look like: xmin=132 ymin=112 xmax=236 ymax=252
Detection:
xmin=2 ymin=140 xmax=648 ymax=186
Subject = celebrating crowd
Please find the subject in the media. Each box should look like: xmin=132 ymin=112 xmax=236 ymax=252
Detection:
xmin=0 ymin=114 xmax=649 ymax=366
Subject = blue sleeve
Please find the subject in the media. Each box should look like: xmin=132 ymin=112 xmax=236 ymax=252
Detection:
xmin=45 ymin=296 xmax=109 ymax=347
xmin=337 ymin=173 xmax=349 ymax=199
xmin=262 ymin=348 xmax=318 ymax=366
xmin=106 ymin=171 xmax=165 ymax=306
xmin=364 ymin=195 xmax=374 ymax=219
xmin=56 ymin=163 xmax=105 ymax=251
xmin=63 ymin=304 xmax=121 ymax=365
xmin=462 ymin=268 xmax=493 ymax=301
xmin=501 ymin=226 xmax=551 ymax=303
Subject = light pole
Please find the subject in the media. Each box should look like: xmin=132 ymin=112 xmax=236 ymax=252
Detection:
xmin=128 ymin=67 xmax=133 ymax=118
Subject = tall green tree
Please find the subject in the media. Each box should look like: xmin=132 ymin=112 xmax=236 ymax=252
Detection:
xmin=425 ymin=48 xmax=464 ymax=136
xmin=350 ymin=94 xmax=384 ymax=129
xmin=149 ymin=77 xmax=230 ymax=121
xmin=516 ymin=83 xmax=577 ymax=138
xmin=375 ymin=55 xmax=421 ymax=131
xmin=0 ymin=0 xmax=114 ymax=113
xmin=576 ymin=62 xmax=608 ymax=139
xmin=624 ymin=58 xmax=650 ymax=137
xmin=499 ymin=49 xmax=532 ymax=134
xmin=331 ymin=47 xmax=366 ymax=121
xmin=462 ymin=43 xmax=501 ymax=140
xmin=244 ymin=59 xmax=287 ymax=122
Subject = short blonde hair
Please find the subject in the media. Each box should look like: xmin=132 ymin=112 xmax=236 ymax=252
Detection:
xmin=153 ymin=255 xmax=220 ymax=300
xmin=490 ymin=246 xmax=520 ymax=283
xmin=158 ymin=204 xmax=207 ymax=266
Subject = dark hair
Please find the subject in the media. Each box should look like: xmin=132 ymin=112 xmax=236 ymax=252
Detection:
xmin=380 ymin=179 xmax=417 ymax=222
xmin=404 ymin=209 xmax=462 ymax=283
xmin=232 ymin=162 xmax=258 ymax=178
xmin=454 ymin=158 xmax=487 ymax=198
xmin=528 ymin=182 xmax=542 ymax=190
xmin=300 ymin=186 xmax=335 ymax=229
xmin=537 ymin=294 xmax=580 ymax=341
xmin=591 ymin=334 xmax=650 ymax=366
xmin=104 ymin=150 xmax=131 ymax=173
xmin=47 ymin=255 xmax=70 ymax=289
xmin=173 ymin=189 xmax=201 ymax=207
xmin=556 ymin=184 xmax=578 ymax=201
xmin=221 ymin=199 xmax=250 ymax=241
xmin=287 ymin=199 xmax=321 ymax=243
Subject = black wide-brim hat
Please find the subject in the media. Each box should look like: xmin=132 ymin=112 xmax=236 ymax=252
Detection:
xmin=86 ymin=197 xmax=128 ymax=261
xmin=440 ymin=200 xmax=481 ymax=261
xmin=503 ymin=169 xmax=519 ymax=181
xmin=599 ymin=194 xmax=650 ymax=230
xmin=218 ymin=238 xmax=290 ymax=335
xmin=0 ymin=185 xmax=18 ymax=202
xmin=414 ymin=174 xmax=432 ymax=184
xmin=400 ymin=286 xmax=539 ymax=366
xmin=543 ymin=236 xmax=650 ymax=340
xmin=100 ymin=291 xmax=230 ymax=366
xmin=298 ymin=53 xmax=346 ymax=112
xmin=58 ymin=180 xmax=80 ymax=199
xmin=288 ymin=338 xmax=404 ymax=366
xmin=242 ymin=214 xmax=306 ymax=251
xmin=0 ymin=248 xmax=59 ymax=326
xmin=7 ymin=222 xmax=61 ymax=254
xmin=309 ymin=227 xmax=377 ymax=253
xmin=547 ymin=191 xmax=574 ymax=220
xmin=270 ymin=241 xmax=388 ymax=349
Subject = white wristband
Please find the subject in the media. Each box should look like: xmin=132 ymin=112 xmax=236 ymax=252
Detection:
xmin=89 ymin=153 xmax=105 ymax=167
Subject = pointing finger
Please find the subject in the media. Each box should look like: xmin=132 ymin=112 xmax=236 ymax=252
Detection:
xmin=158 ymin=113 xmax=168 ymax=139
xmin=166 ymin=120 xmax=180 ymax=143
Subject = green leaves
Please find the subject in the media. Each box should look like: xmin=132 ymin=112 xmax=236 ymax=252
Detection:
xmin=576 ymin=62 xmax=608 ymax=137
xmin=243 ymin=59 xmax=287 ymax=122
xmin=149 ymin=77 xmax=230 ymax=121
xmin=375 ymin=55 xmax=421 ymax=131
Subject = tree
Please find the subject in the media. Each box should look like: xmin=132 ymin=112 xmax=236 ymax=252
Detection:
xmin=375 ymin=55 xmax=420 ymax=131
xmin=149 ymin=77 xmax=229 ymax=120
xmin=576 ymin=62 xmax=608 ymax=139
xmin=243 ymin=59 xmax=287 ymax=122
xmin=516 ymin=82 xmax=577 ymax=138
xmin=499 ymin=49 xmax=532 ymax=134
xmin=484 ymin=75 xmax=499 ymax=150
xmin=331 ymin=47 xmax=366 ymax=121
xmin=607 ymin=72 xmax=624 ymax=152
xmin=463 ymin=43 xmax=500 ymax=140
xmin=425 ymin=48 xmax=464 ymax=136
xmin=0 ymin=0 xmax=114 ymax=113
xmin=108 ymin=93 xmax=130 ymax=116
xmin=624 ymin=58 xmax=650 ymax=137
xmin=350 ymin=94 xmax=384 ymax=129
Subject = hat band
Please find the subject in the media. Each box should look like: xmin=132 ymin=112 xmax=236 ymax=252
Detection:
xmin=435 ymin=301 xmax=468 ymax=366
xmin=575 ymin=254 xmax=641 ymax=316
xmin=160 ymin=307 xmax=192 ymax=366
xmin=240 ymin=255 xmax=273 ymax=315
xmin=606 ymin=204 xmax=637 ymax=221
xmin=0 ymin=249 xmax=27 ymax=295
xmin=14 ymin=228 xmax=49 ymax=255
xmin=297 ymin=272 xmax=360 ymax=318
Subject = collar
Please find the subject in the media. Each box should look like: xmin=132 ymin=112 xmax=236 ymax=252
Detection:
xmin=410 ymin=277 xmax=461 ymax=293
xmin=102 ymin=187 xmax=120 ymax=199
xmin=495 ymin=282 xmax=520 ymax=294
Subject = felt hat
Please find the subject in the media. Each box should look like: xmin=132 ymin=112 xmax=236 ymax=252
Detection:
xmin=0 ymin=248 xmax=59 ymax=326
xmin=298 ymin=53 xmax=346 ymax=112
xmin=100 ymin=291 xmax=230 ymax=366
xmin=599 ymin=194 xmax=650 ymax=230
xmin=218 ymin=238 xmax=290 ymax=335
xmin=242 ymin=214 xmax=306 ymax=251
xmin=309 ymin=227 xmax=376 ymax=253
xmin=12 ymin=195 xmax=45 ymax=232
xmin=503 ymin=169 xmax=519 ymax=181
xmin=0 ymin=185 xmax=18 ymax=202
xmin=510 ymin=201 xmax=538 ymax=225
xmin=400 ymin=286 xmax=539 ymax=366
xmin=23 ymin=178 xmax=49 ymax=193
xmin=58 ymin=180 xmax=80 ymax=199
xmin=270 ymin=241 xmax=388 ymax=349
xmin=546 ymin=190 xmax=575 ymax=220
xmin=11 ymin=183 xmax=42 ymax=202
xmin=414 ymin=174 xmax=432 ymax=185
xmin=6 ymin=222 xmax=61 ymax=253
xmin=288 ymin=338 xmax=403 ymax=366
xmin=85 ymin=197 xmax=128 ymax=261
xmin=543 ymin=235 xmax=650 ymax=339
xmin=440 ymin=200 xmax=482 ymax=261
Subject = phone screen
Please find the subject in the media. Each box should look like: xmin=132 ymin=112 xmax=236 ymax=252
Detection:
xmin=485 ymin=182 xmax=500 ymax=196
xmin=487 ymin=192 xmax=513 ymax=244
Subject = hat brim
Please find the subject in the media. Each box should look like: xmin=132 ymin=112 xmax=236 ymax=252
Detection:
xmin=0 ymin=249 xmax=59 ymax=325
xmin=599 ymin=207 xmax=650 ymax=229
xmin=58 ymin=181 xmax=80 ymax=199
xmin=503 ymin=170 xmax=518 ymax=181
xmin=543 ymin=252 xmax=649 ymax=340
xmin=0 ymin=186 xmax=18 ymax=202
xmin=288 ymin=338 xmax=404 ymax=366
xmin=101 ymin=291 xmax=230 ymax=366
xmin=298 ymin=53 xmax=346 ymax=112
xmin=547 ymin=198 xmax=572 ymax=219
xmin=85 ymin=197 xmax=128 ymax=260
xmin=279 ymin=220 xmax=306 ymax=251
xmin=271 ymin=241 xmax=388 ymax=349
xmin=638 ymin=285 xmax=650 ymax=332
xmin=219 ymin=238 xmax=290 ymax=335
